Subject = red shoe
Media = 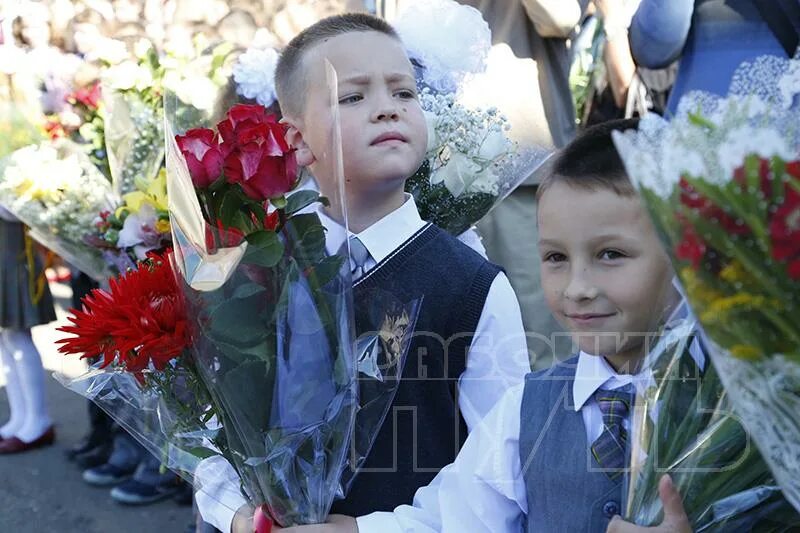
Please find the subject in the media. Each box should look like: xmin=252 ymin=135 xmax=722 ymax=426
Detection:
xmin=0 ymin=426 xmax=56 ymax=454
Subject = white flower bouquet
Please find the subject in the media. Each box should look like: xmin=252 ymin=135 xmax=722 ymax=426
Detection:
xmin=0 ymin=139 xmax=116 ymax=280
xmin=393 ymin=0 xmax=552 ymax=236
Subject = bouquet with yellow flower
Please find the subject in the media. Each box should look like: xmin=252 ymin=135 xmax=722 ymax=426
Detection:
xmin=613 ymin=55 xmax=800 ymax=526
xmin=0 ymin=139 xmax=115 ymax=281
xmin=86 ymin=169 xmax=172 ymax=273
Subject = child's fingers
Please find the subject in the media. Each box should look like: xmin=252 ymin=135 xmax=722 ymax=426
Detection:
xmin=657 ymin=475 xmax=691 ymax=532
xmin=605 ymin=515 xmax=642 ymax=533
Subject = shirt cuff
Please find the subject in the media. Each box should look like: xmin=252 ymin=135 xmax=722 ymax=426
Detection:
xmin=356 ymin=512 xmax=406 ymax=533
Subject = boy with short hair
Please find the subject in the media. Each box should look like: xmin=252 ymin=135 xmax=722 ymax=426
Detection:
xmin=195 ymin=13 xmax=530 ymax=532
xmin=308 ymin=119 xmax=696 ymax=533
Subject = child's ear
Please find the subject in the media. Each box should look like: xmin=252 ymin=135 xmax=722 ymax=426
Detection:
xmin=282 ymin=117 xmax=315 ymax=168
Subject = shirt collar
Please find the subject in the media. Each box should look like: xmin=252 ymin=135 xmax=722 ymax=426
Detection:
xmin=572 ymin=352 xmax=641 ymax=412
xmin=318 ymin=193 xmax=426 ymax=263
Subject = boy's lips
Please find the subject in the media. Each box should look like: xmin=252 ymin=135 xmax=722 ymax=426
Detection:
xmin=565 ymin=312 xmax=615 ymax=326
xmin=370 ymin=132 xmax=408 ymax=145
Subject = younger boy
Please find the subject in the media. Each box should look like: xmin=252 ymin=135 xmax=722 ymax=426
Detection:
xmin=195 ymin=13 xmax=531 ymax=532
xmin=305 ymin=119 xmax=697 ymax=532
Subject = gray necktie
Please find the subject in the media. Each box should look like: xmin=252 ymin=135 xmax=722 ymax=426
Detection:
xmin=349 ymin=236 xmax=371 ymax=280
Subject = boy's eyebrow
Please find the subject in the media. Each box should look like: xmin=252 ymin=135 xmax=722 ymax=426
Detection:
xmin=339 ymin=72 xmax=415 ymax=85
xmin=537 ymin=238 xmax=561 ymax=249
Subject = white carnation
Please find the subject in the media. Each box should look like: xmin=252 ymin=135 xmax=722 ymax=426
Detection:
xmin=233 ymin=47 xmax=279 ymax=107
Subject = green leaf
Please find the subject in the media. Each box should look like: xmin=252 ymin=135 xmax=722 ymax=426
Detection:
xmin=285 ymin=190 xmax=322 ymax=215
xmin=306 ymin=255 xmax=346 ymax=288
xmin=207 ymin=298 xmax=267 ymax=346
xmin=185 ymin=447 xmax=220 ymax=460
xmin=231 ymin=283 xmax=267 ymax=300
xmin=219 ymin=189 xmax=243 ymax=229
xmin=282 ymin=213 xmax=327 ymax=264
xmin=219 ymin=360 xmax=274 ymax=434
xmin=243 ymin=230 xmax=285 ymax=267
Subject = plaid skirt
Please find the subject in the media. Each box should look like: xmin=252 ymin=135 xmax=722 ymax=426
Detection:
xmin=0 ymin=220 xmax=56 ymax=329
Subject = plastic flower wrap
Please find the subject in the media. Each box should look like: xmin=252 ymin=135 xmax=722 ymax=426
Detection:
xmin=613 ymin=55 xmax=800 ymax=521
xmin=160 ymin=37 xmax=235 ymax=134
xmin=56 ymin=251 xmax=221 ymax=480
xmin=86 ymin=168 xmax=172 ymax=274
xmin=0 ymin=139 xmax=115 ymax=280
xmin=167 ymin=86 xmax=420 ymax=526
xmin=101 ymin=41 xmax=166 ymax=196
xmin=389 ymin=0 xmax=552 ymax=236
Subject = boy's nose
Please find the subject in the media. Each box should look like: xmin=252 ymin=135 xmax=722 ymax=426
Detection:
xmin=563 ymin=270 xmax=599 ymax=302
xmin=373 ymin=107 xmax=400 ymax=122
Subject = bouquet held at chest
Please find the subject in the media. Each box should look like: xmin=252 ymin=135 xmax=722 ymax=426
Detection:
xmin=612 ymin=55 xmax=800 ymax=529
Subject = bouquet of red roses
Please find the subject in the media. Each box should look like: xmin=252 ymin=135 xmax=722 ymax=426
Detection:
xmin=167 ymin=100 xmax=420 ymax=527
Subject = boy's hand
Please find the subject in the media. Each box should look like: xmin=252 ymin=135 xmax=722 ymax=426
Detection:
xmin=606 ymin=475 xmax=691 ymax=533
xmin=274 ymin=515 xmax=358 ymax=533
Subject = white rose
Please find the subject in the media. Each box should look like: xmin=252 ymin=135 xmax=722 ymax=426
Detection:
xmin=478 ymin=130 xmax=510 ymax=161
xmin=430 ymin=150 xmax=481 ymax=198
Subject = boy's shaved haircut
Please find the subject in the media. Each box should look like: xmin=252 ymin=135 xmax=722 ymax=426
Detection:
xmin=537 ymin=118 xmax=640 ymax=201
xmin=275 ymin=13 xmax=401 ymax=117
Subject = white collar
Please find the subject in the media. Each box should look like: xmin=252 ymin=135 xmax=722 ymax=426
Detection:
xmin=572 ymin=352 xmax=640 ymax=412
xmin=318 ymin=193 xmax=426 ymax=264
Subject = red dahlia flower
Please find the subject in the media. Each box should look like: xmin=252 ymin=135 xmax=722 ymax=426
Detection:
xmin=57 ymin=251 xmax=189 ymax=371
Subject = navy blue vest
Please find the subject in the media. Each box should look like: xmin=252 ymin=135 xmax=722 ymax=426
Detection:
xmin=331 ymin=223 xmax=501 ymax=516
xmin=519 ymin=357 xmax=624 ymax=532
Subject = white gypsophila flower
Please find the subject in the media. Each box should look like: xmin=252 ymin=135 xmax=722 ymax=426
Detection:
xmin=778 ymin=60 xmax=800 ymax=110
xmin=717 ymin=126 xmax=794 ymax=180
xmin=392 ymin=0 xmax=490 ymax=93
xmin=233 ymin=47 xmax=279 ymax=107
xmin=420 ymin=88 xmax=513 ymax=196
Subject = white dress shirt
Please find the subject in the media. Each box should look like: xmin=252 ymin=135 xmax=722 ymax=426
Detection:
xmin=357 ymin=319 xmax=707 ymax=533
xmin=195 ymin=194 xmax=530 ymax=532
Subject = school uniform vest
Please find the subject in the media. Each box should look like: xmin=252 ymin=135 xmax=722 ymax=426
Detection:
xmin=330 ymin=223 xmax=501 ymax=517
xmin=519 ymin=357 xmax=624 ymax=533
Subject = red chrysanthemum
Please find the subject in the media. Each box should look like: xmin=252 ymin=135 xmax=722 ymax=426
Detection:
xmin=57 ymin=250 xmax=190 ymax=371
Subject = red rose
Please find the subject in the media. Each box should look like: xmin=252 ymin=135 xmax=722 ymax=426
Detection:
xmin=769 ymin=185 xmax=800 ymax=278
xmin=224 ymin=143 xmax=298 ymax=201
xmin=176 ymin=128 xmax=224 ymax=188
xmin=217 ymin=104 xmax=271 ymax=145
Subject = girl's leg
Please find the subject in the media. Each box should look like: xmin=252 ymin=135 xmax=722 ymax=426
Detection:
xmin=0 ymin=331 xmax=27 ymax=439
xmin=2 ymin=329 xmax=52 ymax=442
